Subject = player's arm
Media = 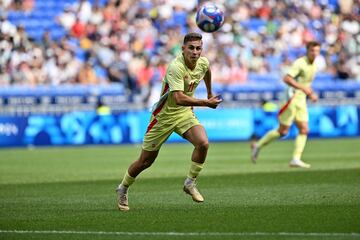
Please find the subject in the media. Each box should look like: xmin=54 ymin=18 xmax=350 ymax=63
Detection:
xmin=283 ymin=75 xmax=318 ymax=102
xmin=283 ymin=74 xmax=311 ymax=95
xmin=284 ymin=60 xmax=312 ymax=95
xmin=284 ymin=59 xmax=317 ymax=102
xmin=203 ymin=69 xmax=213 ymax=99
xmin=173 ymin=91 xmax=221 ymax=109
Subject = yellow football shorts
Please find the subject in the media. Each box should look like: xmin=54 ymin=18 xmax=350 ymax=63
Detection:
xmin=278 ymin=97 xmax=308 ymax=126
xmin=142 ymin=110 xmax=201 ymax=151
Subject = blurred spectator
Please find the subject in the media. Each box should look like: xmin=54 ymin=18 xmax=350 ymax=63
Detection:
xmin=11 ymin=0 xmax=33 ymax=12
xmin=339 ymin=0 xmax=353 ymax=14
xmin=213 ymin=57 xmax=248 ymax=85
xmin=347 ymin=56 xmax=360 ymax=81
xmin=0 ymin=34 xmax=12 ymax=68
xmin=21 ymin=0 xmax=33 ymax=13
xmin=12 ymin=25 xmax=31 ymax=48
xmin=0 ymin=65 xmax=10 ymax=86
xmin=77 ymin=61 xmax=98 ymax=84
xmin=71 ymin=17 xmax=86 ymax=38
xmin=108 ymin=54 xmax=136 ymax=93
xmin=248 ymin=48 xmax=267 ymax=73
xmin=12 ymin=0 xmax=22 ymax=10
xmin=41 ymin=30 xmax=52 ymax=50
xmin=93 ymin=39 xmax=115 ymax=69
xmin=10 ymin=45 xmax=30 ymax=67
xmin=73 ymin=0 xmax=92 ymax=24
xmin=11 ymin=61 xmax=36 ymax=86
xmin=136 ymin=57 xmax=155 ymax=104
xmin=0 ymin=14 xmax=16 ymax=36
xmin=0 ymin=0 xmax=12 ymax=12
xmin=315 ymin=53 xmax=327 ymax=73
xmin=335 ymin=54 xmax=351 ymax=80
xmin=0 ymin=0 xmax=358 ymax=93
xmin=66 ymin=50 xmax=82 ymax=82
xmin=89 ymin=4 xmax=103 ymax=25
xmin=279 ymin=55 xmax=292 ymax=76
xmin=136 ymin=57 xmax=154 ymax=89
xmin=57 ymin=5 xmax=76 ymax=31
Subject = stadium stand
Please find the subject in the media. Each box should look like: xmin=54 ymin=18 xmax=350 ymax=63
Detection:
xmin=0 ymin=0 xmax=359 ymax=115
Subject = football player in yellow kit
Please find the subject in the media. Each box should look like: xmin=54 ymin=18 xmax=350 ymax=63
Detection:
xmin=116 ymin=32 xmax=222 ymax=211
xmin=251 ymin=41 xmax=321 ymax=168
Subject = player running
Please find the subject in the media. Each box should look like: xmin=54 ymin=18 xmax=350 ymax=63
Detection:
xmin=116 ymin=32 xmax=222 ymax=211
xmin=251 ymin=41 xmax=321 ymax=168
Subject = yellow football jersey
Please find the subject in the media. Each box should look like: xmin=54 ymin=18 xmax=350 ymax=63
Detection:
xmin=286 ymin=56 xmax=317 ymax=100
xmin=151 ymin=54 xmax=209 ymax=119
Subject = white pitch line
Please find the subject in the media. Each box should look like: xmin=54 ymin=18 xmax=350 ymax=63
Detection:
xmin=0 ymin=230 xmax=359 ymax=238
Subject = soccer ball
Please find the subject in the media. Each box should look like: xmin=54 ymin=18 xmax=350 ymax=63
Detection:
xmin=195 ymin=3 xmax=225 ymax=33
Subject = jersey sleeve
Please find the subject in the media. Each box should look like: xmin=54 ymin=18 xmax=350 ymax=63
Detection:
xmin=286 ymin=59 xmax=302 ymax=78
xmin=166 ymin=62 xmax=185 ymax=92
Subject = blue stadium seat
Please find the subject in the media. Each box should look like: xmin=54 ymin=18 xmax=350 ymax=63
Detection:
xmin=51 ymin=28 xmax=67 ymax=41
xmin=248 ymin=73 xmax=280 ymax=83
xmin=241 ymin=18 xmax=266 ymax=31
xmin=7 ymin=11 xmax=23 ymax=21
xmin=26 ymin=29 xmax=44 ymax=40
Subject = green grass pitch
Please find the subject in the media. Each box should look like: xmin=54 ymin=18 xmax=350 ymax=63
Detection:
xmin=0 ymin=138 xmax=359 ymax=240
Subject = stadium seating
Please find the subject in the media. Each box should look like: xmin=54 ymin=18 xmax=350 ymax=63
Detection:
xmin=2 ymin=0 xmax=359 ymax=113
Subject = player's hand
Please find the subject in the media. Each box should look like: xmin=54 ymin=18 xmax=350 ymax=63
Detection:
xmin=206 ymin=95 xmax=222 ymax=109
xmin=303 ymin=87 xmax=317 ymax=102
xmin=302 ymin=87 xmax=313 ymax=96
xmin=309 ymin=92 xmax=318 ymax=103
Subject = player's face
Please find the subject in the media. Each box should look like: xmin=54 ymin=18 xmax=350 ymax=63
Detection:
xmin=182 ymin=40 xmax=203 ymax=67
xmin=307 ymin=46 xmax=320 ymax=63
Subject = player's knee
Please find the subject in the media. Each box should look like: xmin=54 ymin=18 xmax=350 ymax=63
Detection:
xmin=299 ymin=127 xmax=309 ymax=135
xmin=197 ymin=141 xmax=209 ymax=152
xmin=278 ymin=129 xmax=288 ymax=136
xmin=278 ymin=125 xmax=290 ymax=136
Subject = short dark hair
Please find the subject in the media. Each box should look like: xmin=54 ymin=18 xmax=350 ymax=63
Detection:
xmin=183 ymin=32 xmax=202 ymax=44
xmin=306 ymin=41 xmax=321 ymax=50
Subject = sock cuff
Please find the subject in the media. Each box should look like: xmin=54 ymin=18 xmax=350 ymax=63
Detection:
xmin=191 ymin=162 xmax=204 ymax=169
xmin=126 ymin=171 xmax=135 ymax=179
xmin=187 ymin=162 xmax=204 ymax=179
xmin=121 ymin=171 xmax=135 ymax=187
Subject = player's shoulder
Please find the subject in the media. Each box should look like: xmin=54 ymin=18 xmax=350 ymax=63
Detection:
xmin=197 ymin=56 xmax=210 ymax=68
xmin=198 ymin=56 xmax=209 ymax=64
xmin=169 ymin=55 xmax=186 ymax=71
xmin=294 ymin=56 xmax=306 ymax=64
xmin=166 ymin=55 xmax=186 ymax=79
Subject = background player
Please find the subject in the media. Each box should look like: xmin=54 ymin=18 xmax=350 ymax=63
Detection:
xmin=251 ymin=41 xmax=321 ymax=168
xmin=116 ymin=32 xmax=222 ymax=211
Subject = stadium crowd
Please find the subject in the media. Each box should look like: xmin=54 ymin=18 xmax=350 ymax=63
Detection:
xmin=0 ymin=0 xmax=359 ymax=102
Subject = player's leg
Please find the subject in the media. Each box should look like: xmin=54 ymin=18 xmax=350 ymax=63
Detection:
xmin=183 ymin=124 xmax=209 ymax=164
xmin=289 ymin=105 xmax=310 ymax=168
xmin=121 ymin=149 xmax=159 ymax=190
xmin=251 ymin=124 xmax=289 ymax=163
xmin=127 ymin=149 xmax=159 ymax=177
xmin=181 ymin=124 xmax=208 ymax=202
xmin=116 ymin=115 xmax=173 ymax=211
xmin=251 ymin=99 xmax=295 ymax=163
xmin=116 ymin=149 xmax=159 ymax=211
